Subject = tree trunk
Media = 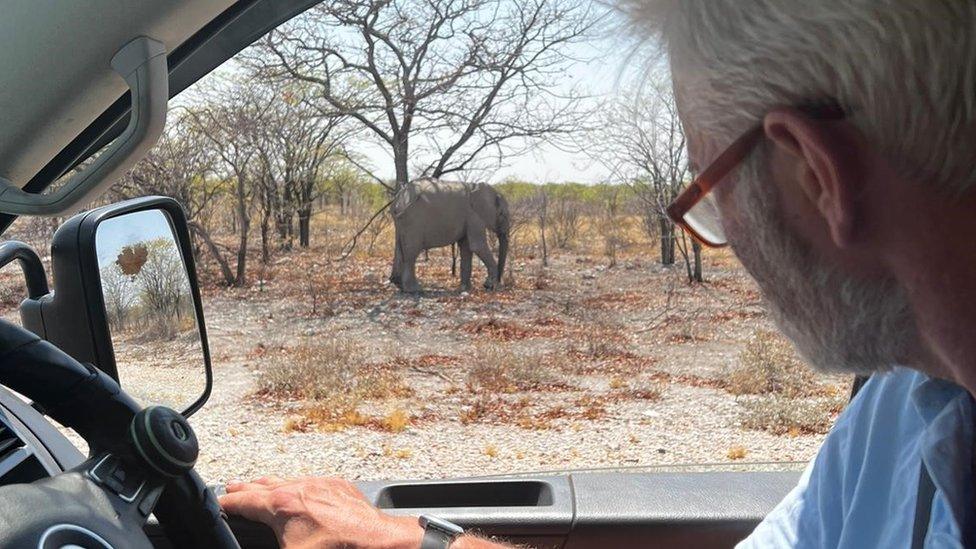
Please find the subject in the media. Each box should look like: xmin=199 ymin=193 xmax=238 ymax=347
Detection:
xmin=540 ymin=193 xmax=549 ymax=267
xmin=692 ymin=240 xmax=703 ymax=283
xmin=298 ymin=207 xmax=311 ymax=248
xmin=393 ymin=139 xmax=410 ymax=190
xmin=233 ymin=174 xmax=250 ymax=287
xmin=189 ymin=222 xmax=235 ymax=286
xmin=659 ymin=218 xmax=675 ymax=265
xmin=260 ymin=215 xmax=271 ymax=264
xmin=235 ymin=222 xmax=248 ymax=287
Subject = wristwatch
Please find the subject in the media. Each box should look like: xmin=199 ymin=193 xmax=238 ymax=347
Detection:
xmin=419 ymin=515 xmax=465 ymax=549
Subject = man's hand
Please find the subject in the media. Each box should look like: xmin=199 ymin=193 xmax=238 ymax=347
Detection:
xmin=218 ymin=476 xmax=423 ymax=549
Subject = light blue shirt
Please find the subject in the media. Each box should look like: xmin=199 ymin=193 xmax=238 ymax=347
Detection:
xmin=738 ymin=367 xmax=976 ymax=548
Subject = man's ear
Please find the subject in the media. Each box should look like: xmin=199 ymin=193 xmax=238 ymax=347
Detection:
xmin=763 ymin=108 xmax=860 ymax=248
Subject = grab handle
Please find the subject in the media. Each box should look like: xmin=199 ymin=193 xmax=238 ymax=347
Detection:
xmin=0 ymin=37 xmax=168 ymax=216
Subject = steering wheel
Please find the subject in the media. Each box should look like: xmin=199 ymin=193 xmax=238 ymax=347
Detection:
xmin=0 ymin=320 xmax=240 ymax=548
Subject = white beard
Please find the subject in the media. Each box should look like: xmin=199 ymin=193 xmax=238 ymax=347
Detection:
xmin=725 ymin=146 xmax=918 ymax=375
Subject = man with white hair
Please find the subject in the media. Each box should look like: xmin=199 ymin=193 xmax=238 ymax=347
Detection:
xmin=219 ymin=1 xmax=976 ymax=547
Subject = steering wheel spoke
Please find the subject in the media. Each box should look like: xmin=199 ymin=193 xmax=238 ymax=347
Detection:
xmin=87 ymin=453 xmax=165 ymax=522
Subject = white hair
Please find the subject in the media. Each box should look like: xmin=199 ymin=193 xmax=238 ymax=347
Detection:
xmin=618 ymin=0 xmax=976 ymax=192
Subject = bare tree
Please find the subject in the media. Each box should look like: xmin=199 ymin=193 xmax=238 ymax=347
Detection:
xmin=131 ymin=238 xmax=192 ymax=335
xmin=101 ymin=263 xmax=138 ymax=333
xmin=600 ymin=185 xmax=622 ymax=268
xmin=591 ymin=79 xmax=702 ymax=282
xmin=548 ymin=185 xmax=583 ymax=249
xmin=250 ymin=82 xmax=354 ymax=251
xmin=184 ymin=80 xmax=270 ymax=287
xmin=117 ymin=113 xmax=221 ymax=259
xmin=535 ymin=188 xmax=549 ymax=267
xmin=251 ymin=0 xmax=598 ymax=190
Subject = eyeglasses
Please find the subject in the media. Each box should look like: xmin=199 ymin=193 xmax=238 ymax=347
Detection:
xmin=666 ymin=104 xmax=845 ymax=248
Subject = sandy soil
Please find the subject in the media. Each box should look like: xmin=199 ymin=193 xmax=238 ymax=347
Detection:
xmin=181 ymin=250 xmax=844 ymax=482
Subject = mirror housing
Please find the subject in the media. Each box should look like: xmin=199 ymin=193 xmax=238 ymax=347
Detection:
xmin=20 ymin=196 xmax=212 ymax=416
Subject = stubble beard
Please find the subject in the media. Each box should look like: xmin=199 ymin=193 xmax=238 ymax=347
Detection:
xmin=725 ymin=147 xmax=918 ymax=376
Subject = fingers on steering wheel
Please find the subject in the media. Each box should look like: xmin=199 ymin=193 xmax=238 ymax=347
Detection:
xmin=225 ymin=481 xmax=275 ymax=493
xmin=253 ymin=476 xmax=286 ymax=486
xmin=218 ymin=490 xmax=276 ymax=525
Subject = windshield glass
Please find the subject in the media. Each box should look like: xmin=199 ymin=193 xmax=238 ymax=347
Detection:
xmin=0 ymin=1 xmax=848 ymax=482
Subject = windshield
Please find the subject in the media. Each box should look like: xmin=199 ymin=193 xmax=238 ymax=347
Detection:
xmin=0 ymin=1 xmax=848 ymax=482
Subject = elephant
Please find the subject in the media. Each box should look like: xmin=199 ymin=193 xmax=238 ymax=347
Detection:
xmin=389 ymin=178 xmax=510 ymax=294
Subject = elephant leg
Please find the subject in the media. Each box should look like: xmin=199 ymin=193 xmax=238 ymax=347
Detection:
xmin=459 ymin=238 xmax=473 ymax=291
xmin=467 ymin=229 xmax=498 ymax=290
xmin=389 ymin=235 xmax=403 ymax=288
xmin=400 ymin=245 xmax=423 ymax=294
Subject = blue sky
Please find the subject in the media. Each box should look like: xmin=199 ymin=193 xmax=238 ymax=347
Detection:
xmin=95 ymin=209 xmax=178 ymax=269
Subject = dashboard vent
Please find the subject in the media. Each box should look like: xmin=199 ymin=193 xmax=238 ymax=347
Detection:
xmin=0 ymin=418 xmax=24 ymax=462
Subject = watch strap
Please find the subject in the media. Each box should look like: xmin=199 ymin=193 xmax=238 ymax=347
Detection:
xmin=419 ymin=515 xmax=464 ymax=549
xmin=421 ymin=527 xmax=456 ymax=549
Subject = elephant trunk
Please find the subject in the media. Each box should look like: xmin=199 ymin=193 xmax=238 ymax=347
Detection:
xmin=495 ymin=192 xmax=511 ymax=285
xmin=496 ymin=230 xmax=509 ymax=285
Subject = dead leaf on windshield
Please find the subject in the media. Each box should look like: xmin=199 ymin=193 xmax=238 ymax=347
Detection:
xmin=117 ymin=244 xmax=149 ymax=276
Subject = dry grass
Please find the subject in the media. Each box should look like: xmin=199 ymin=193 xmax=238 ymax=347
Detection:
xmin=738 ymin=395 xmax=844 ymax=436
xmin=626 ymin=380 xmax=666 ymax=401
xmin=466 ymin=347 xmax=564 ymax=393
xmin=256 ymin=339 xmax=415 ymax=432
xmin=255 ymin=339 xmax=361 ymax=401
xmin=727 ymin=329 xmax=821 ymax=398
xmin=255 ymin=339 xmax=412 ymax=403
xmin=358 ymin=369 xmax=414 ymax=400
xmin=727 ymin=445 xmax=748 ymax=460
xmin=381 ymin=408 xmax=411 ymax=433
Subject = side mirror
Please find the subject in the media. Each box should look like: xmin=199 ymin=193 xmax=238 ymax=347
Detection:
xmin=20 ymin=196 xmax=212 ymax=416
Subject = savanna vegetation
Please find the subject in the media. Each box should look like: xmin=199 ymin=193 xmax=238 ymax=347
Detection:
xmin=0 ymin=0 xmax=849 ymax=480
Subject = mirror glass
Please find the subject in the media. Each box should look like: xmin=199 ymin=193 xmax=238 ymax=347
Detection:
xmin=95 ymin=209 xmax=206 ymax=413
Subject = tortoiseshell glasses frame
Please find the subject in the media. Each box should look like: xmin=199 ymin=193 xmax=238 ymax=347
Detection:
xmin=666 ymin=104 xmax=844 ymax=248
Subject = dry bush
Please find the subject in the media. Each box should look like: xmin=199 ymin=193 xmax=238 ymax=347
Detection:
xmin=461 ymin=317 xmax=536 ymax=341
xmin=358 ymin=369 xmax=414 ymax=400
xmin=626 ymin=380 xmax=666 ymax=401
xmin=255 ymin=339 xmax=361 ymax=402
xmin=256 ymin=339 xmax=412 ymax=402
xmin=728 ymin=329 xmax=820 ymax=398
xmin=532 ymin=267 xmax=550 ymax=290
xmin=466 ymin=347 xmax=561 ymax=393
xmin=549 ymin=194 xmax=584 ymax=249
xmin=381 ymin=408 xmax=411 ymax=433
xmin=288 ymin=406 xmax=370 ymax=433
xmin=727 ymin=445 xmax=748 ymax=460
xmin=738 ymin=395 xmax=843 ymax=436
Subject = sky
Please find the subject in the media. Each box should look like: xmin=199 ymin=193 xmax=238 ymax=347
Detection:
xmin=352 ymin=35 xmax=647 ymax=184
xmin=95 ymin=209 xmax=179 ymax=269
xmin=177 ymin=7 xmax=663 ymax=186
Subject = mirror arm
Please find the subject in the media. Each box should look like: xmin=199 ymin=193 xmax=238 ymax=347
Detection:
xmin=0 ymin=241 xmax=49 ymax=299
